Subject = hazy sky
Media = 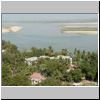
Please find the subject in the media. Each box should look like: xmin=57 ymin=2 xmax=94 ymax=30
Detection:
xmin=2 ymin=14 xmax=98 ymax=22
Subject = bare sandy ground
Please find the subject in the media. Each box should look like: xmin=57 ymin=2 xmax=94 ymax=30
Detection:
xmin=61 ymin=25 xmax=98 ymax=35
xmin=2 ymin=26 xmax=22 ymax=33
xmin=62 ymin=31 xmax=98 ymax=35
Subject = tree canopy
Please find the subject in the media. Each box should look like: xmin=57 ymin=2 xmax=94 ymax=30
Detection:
xmin=2 ymin=40 xmax=98 ymax=86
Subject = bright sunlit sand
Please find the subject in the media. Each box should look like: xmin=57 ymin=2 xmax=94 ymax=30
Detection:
xmin=61 ymin=25 xmax=98 ymax=35
xmin=62 ymin=31 xmax=98 ymax=35
xmin=2 ymin=26 xmax=22 ymax=33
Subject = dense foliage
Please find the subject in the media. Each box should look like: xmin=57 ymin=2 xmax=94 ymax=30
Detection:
xmin=2 ymin=40 xmax=98 ymax=86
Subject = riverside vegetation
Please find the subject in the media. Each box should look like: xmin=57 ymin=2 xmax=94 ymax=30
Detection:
xmin=2 ymin=40 xmax=98 ymax=86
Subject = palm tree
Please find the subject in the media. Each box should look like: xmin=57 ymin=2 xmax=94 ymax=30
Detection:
xmin=61 ymin=48 xmax=68 ymax=55
xmin=74 ymin=49 xmax=81 ymax=65
xmin=44 ymin=46 xmax=54 ymax=56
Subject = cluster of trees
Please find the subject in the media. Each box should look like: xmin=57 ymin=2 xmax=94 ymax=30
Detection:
xmin=2 ymin=40 xmax=98 ymax=86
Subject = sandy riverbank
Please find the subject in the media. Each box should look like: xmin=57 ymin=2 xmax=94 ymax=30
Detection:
xmin=61 ymin=26 xmax=98 ymax=35
xmin=62 ymin=31 xmax=98 ymax=35
xmin=2 ymin=26 xmax=22 ymax=33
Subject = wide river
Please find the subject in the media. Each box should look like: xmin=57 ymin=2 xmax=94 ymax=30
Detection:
xmin=2 ymin=22 xmax=98 ymax=52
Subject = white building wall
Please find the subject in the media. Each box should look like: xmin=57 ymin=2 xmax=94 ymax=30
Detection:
xmin=25 ymin=55 xmax=73 ymax=65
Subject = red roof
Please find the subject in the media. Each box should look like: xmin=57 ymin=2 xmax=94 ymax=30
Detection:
xmin=30 ymin=72 xmax=46 ymax=80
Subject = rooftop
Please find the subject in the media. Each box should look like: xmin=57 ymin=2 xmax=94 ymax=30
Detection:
xmin=30 ymin=72 xmax=46 ymax=81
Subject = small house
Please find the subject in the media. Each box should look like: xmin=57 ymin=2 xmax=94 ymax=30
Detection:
xmin=29 ymin=72 xmax=46 ymax=85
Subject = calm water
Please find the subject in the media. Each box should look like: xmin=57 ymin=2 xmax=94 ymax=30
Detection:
xmin=2 ymin=22 xmax=98 ymax=52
